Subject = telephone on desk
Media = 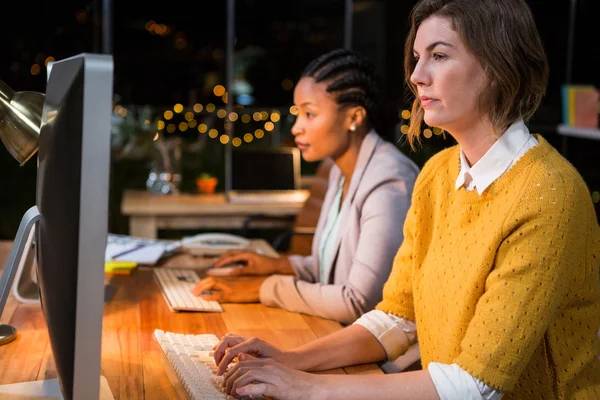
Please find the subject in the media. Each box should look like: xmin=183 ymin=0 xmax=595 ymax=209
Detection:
xmin=181 ymin=233 xmax=250 ymax=256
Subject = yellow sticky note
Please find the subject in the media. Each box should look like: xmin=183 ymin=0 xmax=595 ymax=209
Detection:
xmin=105 ymin=261 xmax=137 ymax=272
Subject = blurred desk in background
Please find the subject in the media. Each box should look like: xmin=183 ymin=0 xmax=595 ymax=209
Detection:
xmin=121 ymin=189 xmax=306 ymax=239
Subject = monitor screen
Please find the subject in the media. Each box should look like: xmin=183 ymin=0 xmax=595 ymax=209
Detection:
xmin=35 ymin=53 xmax=113 ymax=399
xmin=231 ymin=147 xmax=300 ymax=191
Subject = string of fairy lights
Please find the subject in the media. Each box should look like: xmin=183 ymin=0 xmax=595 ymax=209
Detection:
xmin=112 ymin=87 xmax=445 ymax=148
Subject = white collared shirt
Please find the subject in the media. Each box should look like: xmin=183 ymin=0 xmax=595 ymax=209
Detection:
xmin=455 ymin=119 xmax=538 ymax=195
xmin=355 ymin=120 xmax=539 ymax=400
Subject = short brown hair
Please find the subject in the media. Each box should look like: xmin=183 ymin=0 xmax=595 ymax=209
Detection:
xmin=404 ymin=0 xmax=549 ymax=148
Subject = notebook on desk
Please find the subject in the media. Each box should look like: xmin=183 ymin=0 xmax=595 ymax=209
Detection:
xmin=226 ymin=146 xmax=309 ymax=203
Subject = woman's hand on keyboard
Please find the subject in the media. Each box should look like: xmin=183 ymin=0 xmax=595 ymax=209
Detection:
xmin=223 ymin=354 xmax=322 ymax=399
xmin=214 ymin=333 xmax=288 ymax=376
xmin=212 ymin=250 xmax=293 ymax=276
xmin=191 ymin=276 xmax=265 ymax=303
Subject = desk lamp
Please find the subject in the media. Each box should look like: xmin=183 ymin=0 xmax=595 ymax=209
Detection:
xmin=0 ymin=80 xmax=44 ymax=346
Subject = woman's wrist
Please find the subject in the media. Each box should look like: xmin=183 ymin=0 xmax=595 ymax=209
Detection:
xmin=276 ymin=349 xmax=306 ymax=370
xmin=275 ymin=257 xmax=294 ymax=275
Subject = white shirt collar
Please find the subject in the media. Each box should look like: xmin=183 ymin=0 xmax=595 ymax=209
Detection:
xmin=455 ymin=119 xmax=533 ymax=195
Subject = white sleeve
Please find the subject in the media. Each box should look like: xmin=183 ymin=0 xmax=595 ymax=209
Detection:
xmin=428 ymin=362 xmax=504 ymax=400
xmin=353 ymin=309 xmax=417 ymax=361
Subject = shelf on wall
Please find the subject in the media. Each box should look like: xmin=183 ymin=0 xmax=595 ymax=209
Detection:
xmin=557 ymin=124 xmax=600 ymax=141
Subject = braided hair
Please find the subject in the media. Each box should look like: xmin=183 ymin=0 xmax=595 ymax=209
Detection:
xmin=301 ymin=48 xmax=395 ymax=137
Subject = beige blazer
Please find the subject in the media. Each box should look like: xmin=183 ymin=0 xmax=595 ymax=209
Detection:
xmin=260 ymin=131 xmax=420 ymax=324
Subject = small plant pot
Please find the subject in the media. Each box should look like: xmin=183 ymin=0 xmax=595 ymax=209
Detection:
xmin=196 ymin=177 xmax=218 ymax=194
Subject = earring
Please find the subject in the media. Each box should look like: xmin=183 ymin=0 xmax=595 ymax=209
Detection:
xmin=350 ymin=126 xmax=356 ymax=132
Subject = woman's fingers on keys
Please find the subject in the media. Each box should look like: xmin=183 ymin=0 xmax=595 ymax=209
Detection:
xmin=224 ymin=358 xmax=275 ymax=395
xmin=213 ymin=334 xmax=246 ymax=365
xmin=217 ymin=337 xmax=270 ymax=375
xmin=190 ymin=277 xmax=216 ymax=296
xmin=232 ymin=365 xmax=279 ymax=398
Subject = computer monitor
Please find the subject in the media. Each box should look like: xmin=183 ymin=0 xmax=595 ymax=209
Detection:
xmin=0 ymin=53 xmax=114 ymax=399
xmin=230 ymin=146 xmax=301 ymax=191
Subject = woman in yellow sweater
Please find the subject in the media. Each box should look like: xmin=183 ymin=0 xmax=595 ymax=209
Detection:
xmin=207 ymin=0 xmax=600 ymax=398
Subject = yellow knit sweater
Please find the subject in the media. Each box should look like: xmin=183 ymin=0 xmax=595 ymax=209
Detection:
xmin=377 ymin=136 xmax=600 ymax=398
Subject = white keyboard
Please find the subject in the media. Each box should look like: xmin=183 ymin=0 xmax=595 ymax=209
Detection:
xmin=154 ymin=329 xmax=232 ymax=399
xmin=153 ymin=268 xmax=223 ymax=312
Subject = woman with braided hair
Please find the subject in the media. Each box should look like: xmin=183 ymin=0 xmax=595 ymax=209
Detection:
xmin=192 ymin=48 xmax=420 ymax=325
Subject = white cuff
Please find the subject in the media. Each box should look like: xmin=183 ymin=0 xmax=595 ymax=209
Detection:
xmin=428 ymin=362 xmax=503 ymax=400
xmin=353 ymin=310 xmax=416 ymax=361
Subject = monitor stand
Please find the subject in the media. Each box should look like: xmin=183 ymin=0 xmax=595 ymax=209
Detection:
xmin=0 ymin=206 xmax=116 ymax=349
xmin=11 ymin=222 xmax=117 ymax=306
xmin=0 ymin=375 xmax=114 ymax=399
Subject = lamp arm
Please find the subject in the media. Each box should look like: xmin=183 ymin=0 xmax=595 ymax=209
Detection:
xmin=0 ymin=206 xmax=40 ymax=316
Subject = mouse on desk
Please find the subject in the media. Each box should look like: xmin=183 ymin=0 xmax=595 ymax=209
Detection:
xmin=205 ymin=262 xmax=245 ymax=276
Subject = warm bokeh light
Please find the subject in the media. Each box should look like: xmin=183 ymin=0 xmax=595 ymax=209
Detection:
xmin=253 ymin=112 xmax=262 ymax=121
xmin=174 ymin=104 xmax=184 ymax=113
xmin=241 ymin=114 xmax=251 ymax=123
xmin=219 ymin=135 xmax=230 ymax=144
xmin=423 ymin=128 xmax=433 ymax=138
xmin=232 ymin=138 xmax=242 ymax=147
xmin=400 ymin=125 xmax=409 ymax=134
xmin=44 ymin=56 xmax=55 ymax=67
xmin=157 ymin=120 xmax=165 ymax=130
xmin=228 ymin=112 xmax=239 ymax=122
xmin=281 ymin=79 xmax=293 ymax=91
xmin=401 ymin=110 xmax=411 ymax=120
xmin=193 ymin=103 xmax=203 ymax=113
xmin=167 ymin=124 xmax=176 ymax=133
xmin=178 ymin=122 xmax=188 ymax=131
xmin=30 ymin=64 xmax=41 ymax=75
xmin=260 ymin=111 xmax=269 ymax=120
xmin=208 ymin=129 xmax=219 ymax=138
xmin=188 ymin=120 xmax=198 ymax=128
xmin=264 ymin=122 xmax=275 ymax=132
xmin=221 ymin=92 xmax=228 ymax=104
xmin=254 ymin=129 xmax=265 ymax=139
xmin=433 ymin=127 xmax=443 ymax=135
xmin=243 ymin=133 xmax=253 ymax=143
xmin=217 ymin=109 xmax=227 ymax=119
xmin=164 ymin=110 xmax=174 ymax=120
xmin=213 ymin=85 xmax=226 ymax=97
xmin=184 ymin=112 xmax=194 ymax=121
xmin=206 ymin=103 xmax=216 ymax=112
xmin=75 ymin=11 xmax=88 ymax=24
xmin=270 ymin=112 xmax=281 ymax=123
xmin=289 ymin=105 xmax=299 ymax=115
xmin=153 ymin=133 xmax=160 ymax=141
xmin=198 ymin=124 xmax=208 ymax=133
xmin=213 ymin=49 xmax=224 ymax=60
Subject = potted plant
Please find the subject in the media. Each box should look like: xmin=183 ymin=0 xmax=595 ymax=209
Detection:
xmin=196 ymin=173 xmax=218 ymax=194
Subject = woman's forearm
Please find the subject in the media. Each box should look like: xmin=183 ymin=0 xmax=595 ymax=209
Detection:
xmin=318 ymin=370 xmax=439 ymax=400
xmin=287 ymin=324 xmax=386 ymax=371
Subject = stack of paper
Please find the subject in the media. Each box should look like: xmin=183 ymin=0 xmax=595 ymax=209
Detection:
xmin=105 ymin=234 xmax=181 ymax=265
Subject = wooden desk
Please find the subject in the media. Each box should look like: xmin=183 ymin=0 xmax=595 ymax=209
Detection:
xmin=121 ymin=190 xmax=309 ymax=239
xmin=0 ymin=241 xmax=381 ymax=399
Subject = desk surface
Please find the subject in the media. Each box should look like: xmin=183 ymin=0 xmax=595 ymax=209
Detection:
xmin=121 ymin=189 xmax=309 ymax=216
xmin=0 ymin=241 xmax=381 ymax=399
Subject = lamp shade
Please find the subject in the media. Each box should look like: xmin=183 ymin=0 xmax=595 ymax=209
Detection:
xmin=0 ymin=80 xmax=44 ymax=166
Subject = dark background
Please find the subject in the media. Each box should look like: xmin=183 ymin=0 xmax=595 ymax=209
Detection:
xmin=1 ymin=0 xmax=598 ymax=239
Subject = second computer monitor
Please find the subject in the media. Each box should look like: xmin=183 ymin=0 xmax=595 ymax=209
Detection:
xmin=230 ymin=146 xmax=300 ymax=191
